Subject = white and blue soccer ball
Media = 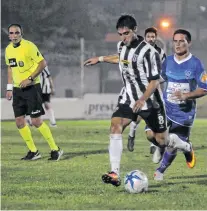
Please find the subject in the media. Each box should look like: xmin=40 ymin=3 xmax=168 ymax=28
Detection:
xmin=124 ymin=170 xmax=148 ymax=194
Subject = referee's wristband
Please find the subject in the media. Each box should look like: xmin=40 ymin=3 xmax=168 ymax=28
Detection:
xmin=7 ymin=84 xmax=13 ymax=91
xmin=98 ymin=56 xmax=104 ymax=62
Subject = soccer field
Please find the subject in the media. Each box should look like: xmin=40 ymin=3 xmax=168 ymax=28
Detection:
xmin=1 ymin=119 xmax=207 ymax=210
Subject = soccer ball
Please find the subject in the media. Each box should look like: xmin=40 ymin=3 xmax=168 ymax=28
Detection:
xmin=124 ymin=170 xmax=148 ymax=194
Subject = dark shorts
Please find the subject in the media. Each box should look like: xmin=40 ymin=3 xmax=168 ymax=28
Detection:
xmin=12 ymin=84 xmax=45 ymax=118
xmin=112 ymin=104 xmax=137 ymax=120
xmin=112 ymin=103 xmax=167 ymax=133
xmin=42 ymin=93 xmax=51 ymax=103
xmin=167 ymin=119 xmax=191 ymax=142
xmin=144 ymin=119 xmax=191 ymax=141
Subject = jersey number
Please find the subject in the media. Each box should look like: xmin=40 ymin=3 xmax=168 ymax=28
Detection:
xmin=158 ymin=115 xmax=164 ymax=125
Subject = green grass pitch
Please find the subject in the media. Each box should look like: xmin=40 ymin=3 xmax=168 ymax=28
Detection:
xmin=1 ymin=119 xmax=207 ymax=210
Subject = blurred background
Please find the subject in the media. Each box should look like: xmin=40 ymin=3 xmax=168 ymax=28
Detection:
xmin=1 ymin=0 xmax=207 ymax=98
xmin=1 ymin=0 xmax=207 ymax=119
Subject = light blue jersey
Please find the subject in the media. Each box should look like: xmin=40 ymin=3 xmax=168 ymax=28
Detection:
xmin=161 ymin=53 xmax=207 ymax=127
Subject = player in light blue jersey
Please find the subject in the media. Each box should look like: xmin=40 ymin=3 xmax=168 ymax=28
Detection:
xmin=154 ymin=29 xmax=207 ymax=180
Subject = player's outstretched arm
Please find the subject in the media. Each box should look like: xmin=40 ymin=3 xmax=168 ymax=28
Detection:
xmin=84 ymin=54 xmax=119 ymax=66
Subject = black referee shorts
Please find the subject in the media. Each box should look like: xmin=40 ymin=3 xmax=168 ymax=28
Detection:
xmin=12 ymin=83 xmax=45 ymax=118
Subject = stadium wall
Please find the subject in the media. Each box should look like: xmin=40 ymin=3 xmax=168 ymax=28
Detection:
xmin=1 ymin=94 xmax=207 ymax=120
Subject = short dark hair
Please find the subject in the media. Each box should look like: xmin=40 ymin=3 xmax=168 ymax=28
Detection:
xmin=173 ymin=29 xmax=191 ymax=43
xmin=8 ymin=23 xmax=23 ymax=34
xmin=145 ymin=27 xmax=157 ymax=36
xmin=116 ymin=14 xmax=137 ymax=30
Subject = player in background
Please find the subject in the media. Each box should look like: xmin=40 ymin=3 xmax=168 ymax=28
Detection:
xmin=41 ymin=65 xmax=57 ymax=127
xmin=26 ymin=64 xmax=57 ymax=127
xmin=127 ymin=27 xmax=166 ymax=164
xmin=154 ymin=29 xmax=207 ymax=180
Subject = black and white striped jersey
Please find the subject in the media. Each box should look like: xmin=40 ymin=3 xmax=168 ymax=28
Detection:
xmin=154 ymin=44 xmax=166 ymax=64
xmin=117 ymin=35 xmax=164 ymax=110
xmin=40 ymin=66 xmax=51 ymax=94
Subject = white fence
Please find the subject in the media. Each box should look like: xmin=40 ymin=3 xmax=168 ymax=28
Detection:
xmin=1 ymin=94 xmax=118 ymax=120
xmin=1 ymin=94 xmax=207 ymax=120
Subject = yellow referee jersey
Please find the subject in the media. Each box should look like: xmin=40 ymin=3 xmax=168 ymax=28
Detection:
xmin=5 ymin=39 xmax=44 ymax=88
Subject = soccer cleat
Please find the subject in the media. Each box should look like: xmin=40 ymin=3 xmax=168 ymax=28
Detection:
xmin=48 ymin=147 xmax=63 ymax=161
xmin=153 ymin=170 xmax=164 ymax=181
xmin=127 ymin=135 xmax=135 ymax=152
xmin=102 ymin=171 xmax=121 ymax=187
xmin=150 ymin=144 xmax=156 ymax=154
xmin=21 ymin=150 xmax=41 ymax=160
xmin=49 ymin=123 xmax=57 ymax=128
xmin=184 ymin=143 xmax=196 ymax=168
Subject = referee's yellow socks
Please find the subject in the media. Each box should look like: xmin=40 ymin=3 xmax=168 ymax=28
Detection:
xmin=19 ymin=125 xmax=37 ymax=152
xmin=38 ymin=122 xmax=58 ymax=151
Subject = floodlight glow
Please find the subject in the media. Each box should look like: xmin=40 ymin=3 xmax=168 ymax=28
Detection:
xmin=160 ymin=20 xmax=170 ymax=28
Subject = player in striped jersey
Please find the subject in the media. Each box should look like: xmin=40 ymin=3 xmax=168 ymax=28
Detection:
xmin=84 ymin=15 xmax=192 ymax=187
xmin=26 ymin=65 xmax=57 ymax=127
xmin=145 ymin=27 xmax=166 ymax=63
xmin=128 ymin=27 xmax=166 ymax=162
xmin=40 ymin=65 xmax=57 ymax=127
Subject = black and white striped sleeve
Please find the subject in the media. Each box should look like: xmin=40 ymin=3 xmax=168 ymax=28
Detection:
xmin=143 ymin=49 xmax=161 ymax=80
xmin=42 ymin=66 xmax=51 ymax=78
xmin=160 ymin=48 xmax=166 ymax=63
xmin=117 ymin=41 xmax=124 ymax=55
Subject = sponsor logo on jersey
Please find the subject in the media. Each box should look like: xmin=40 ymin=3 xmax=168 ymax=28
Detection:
xmin=118 ymin=46 xmax=123 ymax=54
xmin=18 ymin=61 xmax=24 ymax=67
xmin=121 ymin=59 xmax=130 ymax=64
xmin=8 ymin=58 xmax=17 ymax=67
xmin=185 ymin=70 xmax=192 ymax=79
xmin=201 ymin=71 xmax=207 ymax=83
xmin=122 ymin=64 xmax=129 ymax=72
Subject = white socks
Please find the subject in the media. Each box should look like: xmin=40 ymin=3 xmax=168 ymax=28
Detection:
xmin=168 ymin=133 xmax=191 ymax=152
xmin=129 ymin=121 xmax=139 ymax=137
xmin=47 ymin=108 xmax=56 ymax=125
xmin=25 ymin=115 xmax=32 ymax=126
xmin=109 ymin=134 xmax=123 ymax=176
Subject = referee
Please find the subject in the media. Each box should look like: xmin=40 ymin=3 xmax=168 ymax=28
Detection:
xmin=5 ymin=24 xmax=63 ymax=161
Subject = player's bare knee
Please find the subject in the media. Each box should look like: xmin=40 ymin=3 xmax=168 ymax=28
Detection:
xmin=31 ymin=117 xmax=43 ymax=128
xmin=146 ymin=130 xmax=154 ymax=141
xmin=110 ymin=118 xmax=124 ymax=134
xmin=110 ymin=123 xmax=122 ymax=134
xmin=15 ymin=116 xmax=25 ymax=129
